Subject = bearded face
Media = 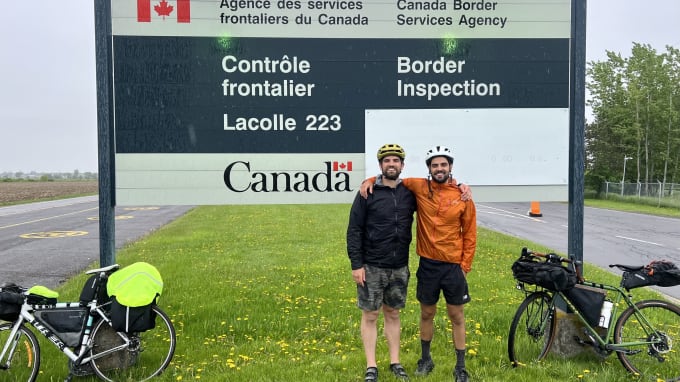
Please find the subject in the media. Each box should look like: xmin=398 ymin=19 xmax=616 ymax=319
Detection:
xmin=380 ymin=156 xmax=403 ymax=180
xmin=428 ymin=156 xmax=451 ymax=183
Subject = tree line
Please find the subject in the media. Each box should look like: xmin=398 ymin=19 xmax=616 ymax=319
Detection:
xmin=586 ymin=43 xmax=679 ymax=194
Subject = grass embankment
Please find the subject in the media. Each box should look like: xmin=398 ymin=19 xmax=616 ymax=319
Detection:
xmin=34 ymin=204 xmax=668 ymax=381
xmin=585 ymin=198 xmax=680 ymax=218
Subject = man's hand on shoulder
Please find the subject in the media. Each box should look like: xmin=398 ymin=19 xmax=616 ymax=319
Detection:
xmin=458 ymin=183 xmax=472 ymax=201
xmin=360 ymin=179 xmax=375 ymax=199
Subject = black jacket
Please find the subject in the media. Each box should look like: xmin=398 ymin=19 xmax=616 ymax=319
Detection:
xmin=346 ymin=179 xmax=416 ymax=270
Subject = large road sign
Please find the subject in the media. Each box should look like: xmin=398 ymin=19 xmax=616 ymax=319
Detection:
xmin=108 ymin=0 xmax=572 ymax=204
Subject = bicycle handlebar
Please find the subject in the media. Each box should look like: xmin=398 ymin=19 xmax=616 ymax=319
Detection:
xmin=521 ymin=247 xmax=574 ymax=264
xmin=521 ymin=247 xmax=585 ymax=282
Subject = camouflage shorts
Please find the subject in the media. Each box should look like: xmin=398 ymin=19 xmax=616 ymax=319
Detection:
xmin=357 ymin=265 xmax=410 ymax=311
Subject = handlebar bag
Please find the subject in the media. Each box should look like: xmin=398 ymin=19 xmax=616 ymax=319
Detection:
xmin=0 ymin=291 xmax=23 ymax=321
xmin=511 ymin=258 xmax=577 ymax=291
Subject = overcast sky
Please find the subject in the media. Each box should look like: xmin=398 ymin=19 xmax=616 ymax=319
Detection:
xmin=0 ymin=1 xmax=678 ymax=173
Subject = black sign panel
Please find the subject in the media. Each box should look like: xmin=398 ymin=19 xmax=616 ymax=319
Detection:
xmin=114 ymin=37 xmax=568 ymax=154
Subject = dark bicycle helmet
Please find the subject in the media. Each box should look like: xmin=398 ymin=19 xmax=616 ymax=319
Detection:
xmin=425 ymin=145 xmax=454 ymax=165
xmin=377 ymin=144 xmax=406 ymax=160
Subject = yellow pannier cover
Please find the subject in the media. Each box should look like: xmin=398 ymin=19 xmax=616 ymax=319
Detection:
xmin=27 ymin=285 xmax=59 ymax=299
xmin=107 ymin=262 xmax=163 ymax=307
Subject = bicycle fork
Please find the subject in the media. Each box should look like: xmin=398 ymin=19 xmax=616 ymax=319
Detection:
xmin=0 ymin=320 xmax=28 ymax=370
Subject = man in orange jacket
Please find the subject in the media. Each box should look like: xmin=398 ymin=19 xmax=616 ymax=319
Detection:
xmin=361 ymin=145 xmax=476 ymax=382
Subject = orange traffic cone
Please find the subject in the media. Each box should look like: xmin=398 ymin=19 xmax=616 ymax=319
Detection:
xmin=528 ymin=201 xmax=543 ymax=217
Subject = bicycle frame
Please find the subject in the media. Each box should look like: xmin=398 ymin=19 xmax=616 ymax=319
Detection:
xmin=535 ymin=280 xmax=665 ymax=353
xmin=0 ymin=294 xmax=130 ymax=370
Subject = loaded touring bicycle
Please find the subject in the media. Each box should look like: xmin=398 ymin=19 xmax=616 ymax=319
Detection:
xmin=0 ymin=262 xmax=176 ymax=381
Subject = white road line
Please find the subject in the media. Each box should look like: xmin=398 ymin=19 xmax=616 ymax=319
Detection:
xmin=0 ymin=207 xmax=98 ymax=230
xmin=477 ymin=204 xmax=545 ymax=223
xmin=615 ymin=235 xmax=664 ymax=247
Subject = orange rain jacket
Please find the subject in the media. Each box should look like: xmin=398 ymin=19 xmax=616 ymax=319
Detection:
xmin=401 ymin=177 xmax=477 ymax=273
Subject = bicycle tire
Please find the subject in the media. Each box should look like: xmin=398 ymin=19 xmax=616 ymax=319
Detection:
xmin=508 ymin=291 xmax=556 ymax=367
xmin=613 ymin=299 xmax=680 ymax=381
xmin=0 ymin=323 xmax=41 ymax=382
xmin=89 ymin=306 xmax=176 ymax=381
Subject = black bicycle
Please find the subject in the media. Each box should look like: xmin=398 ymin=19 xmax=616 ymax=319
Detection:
xmin=0 ymin=264 xmax=176 ymax=381
xmin=508 ymin=247 xmax=680 ymax=381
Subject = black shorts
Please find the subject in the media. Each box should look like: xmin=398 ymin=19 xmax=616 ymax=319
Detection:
xmin=416 ymin=257 xmax=471 ymax=306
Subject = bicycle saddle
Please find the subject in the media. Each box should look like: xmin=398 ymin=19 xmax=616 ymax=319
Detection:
xmin=609 ymin=264 xmax=645 ymax=272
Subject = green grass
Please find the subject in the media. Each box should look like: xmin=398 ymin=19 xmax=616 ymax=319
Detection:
xmin=29 ymin=205 xmax=671 ymax=381
xmin=586 ymin=196 xmax=680 ymax=218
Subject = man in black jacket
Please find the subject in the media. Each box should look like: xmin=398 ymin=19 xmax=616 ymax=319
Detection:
xmin=347 ymin=144 xmax=416 ymax=382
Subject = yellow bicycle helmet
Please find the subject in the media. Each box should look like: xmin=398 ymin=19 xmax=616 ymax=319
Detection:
xmin=377 ymin=144 xmax=406 ymax=160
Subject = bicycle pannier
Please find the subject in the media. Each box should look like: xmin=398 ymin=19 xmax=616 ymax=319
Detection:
xmin=0 ymin=291 xmax=23 ymax=322
xmin=511 ymin=257 xmax=577 ymax=291
xmin=107 ymin=262 xmax=163 ymax=333
xmin=621 ymin=260 xmax=680 ymax=290
xmin=34 ymin=308 xmax=88 ymax=347
xmin=109 ymin=297 xmax=157 ymax=333
xmin=563 ymin=284 xmax=606 ymax=327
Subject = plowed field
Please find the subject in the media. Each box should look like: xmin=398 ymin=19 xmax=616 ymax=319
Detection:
xmin=0 ymin=181 xmax=97 ymax=204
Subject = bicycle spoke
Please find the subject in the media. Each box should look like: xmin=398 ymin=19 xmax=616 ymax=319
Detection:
xmin=614 ymin=300 xmax=680 ymax=381
xmin=508 ymin=292 xmax=556 ymax=367
xmin=90 ymin=306 xmax=176 ymax=381
xmin=0 ymin=323 xmax=41 ymax=381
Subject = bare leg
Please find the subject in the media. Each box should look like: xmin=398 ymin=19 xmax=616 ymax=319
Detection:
xmin=420 ymin=303 xmax=437 ymax=341
xmin=446 ymin=304 xmax=466 ymax=350
xmin=382 ymin=305 xmax=401 ymax=364
xmin=361 ymin=310 xmax=380 ymax=367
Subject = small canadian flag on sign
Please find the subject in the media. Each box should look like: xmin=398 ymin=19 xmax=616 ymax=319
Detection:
xmin=138 ymin=0 xmax=191 ymax=23
xmin=332 ymin=161 xmax=353 ymax=172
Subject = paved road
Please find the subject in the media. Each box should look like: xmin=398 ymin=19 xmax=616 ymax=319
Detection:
xmin=3 ymin=198 xmax=679 ymax=299
xmin=0 ymin=196 xmax=192 ymax=289
xmin=477 ymin=202 xmax=680 ymax=299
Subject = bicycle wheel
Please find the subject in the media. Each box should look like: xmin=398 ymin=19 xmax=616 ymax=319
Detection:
xmin=508 ymin=291 xmax=556 ymax=367
xmin=0 ymin=323 xmax=41 ymax=382
xmin=614 ymin=299 xmax=680 ymax=381
xmin=89 ymin=306 xmax=176 ymax=381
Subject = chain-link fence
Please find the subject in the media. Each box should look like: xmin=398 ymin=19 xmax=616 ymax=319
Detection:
xmin=603 ymin=181 xmax=680 ymax=206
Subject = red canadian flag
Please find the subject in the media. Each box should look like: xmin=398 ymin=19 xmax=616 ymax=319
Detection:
xmin=332 ymin=161 xmax=353 ymax=172
xmin=138 ymin=0 xmax=191 ymax=23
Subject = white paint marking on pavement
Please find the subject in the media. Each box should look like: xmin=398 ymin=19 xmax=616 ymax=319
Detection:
xmin=477 ymin=204 xmax=545 ymax=223
xmin=615 ymin=235 xmax=664 ymax=247
xmin=0 ymin=207 xmax=98 ymax=230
